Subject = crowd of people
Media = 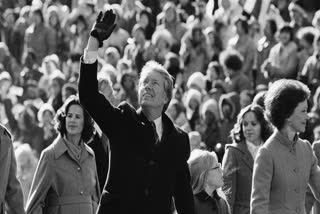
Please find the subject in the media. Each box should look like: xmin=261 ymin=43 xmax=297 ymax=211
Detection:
xmin=2 ymin=0 xmax=320 ymax=213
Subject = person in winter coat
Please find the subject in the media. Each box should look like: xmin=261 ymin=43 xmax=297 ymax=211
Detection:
xmin=26 ymin=95 xmax=100 ymax=214
xmin=0 ymin=123 xmax=25 ymax=214
xmin=222 ymin=104 xmax=272 ymax=214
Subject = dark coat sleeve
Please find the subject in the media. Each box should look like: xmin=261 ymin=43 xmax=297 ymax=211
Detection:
xmin=78 ymin=59 xmax=129 ymax=141
xmin=222 ymin=147 xmax=237 ymax=214
xmin=174 ymin=130 xmax=195 ymax=214
xmin=0 ymin=125 xmax=25 ymax=214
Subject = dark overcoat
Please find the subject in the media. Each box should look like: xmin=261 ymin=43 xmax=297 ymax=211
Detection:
xmin=78 ymin=59 xmax=194 ymax=214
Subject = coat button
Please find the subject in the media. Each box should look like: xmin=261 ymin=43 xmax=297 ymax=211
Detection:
xmin=77 ymin=167 xmax=81 ymax=171
xmin=80 ymin=191 xmax=84 ymax=195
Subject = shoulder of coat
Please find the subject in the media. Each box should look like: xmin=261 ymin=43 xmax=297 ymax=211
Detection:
xmin=0 ymin=124 xmax=12 ymax=140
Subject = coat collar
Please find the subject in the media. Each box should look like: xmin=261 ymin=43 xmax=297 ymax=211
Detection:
xmin=53 ymin=135 xmax=94 ymax=159
xmin=226 ymin=141 xmax=254 ymax=170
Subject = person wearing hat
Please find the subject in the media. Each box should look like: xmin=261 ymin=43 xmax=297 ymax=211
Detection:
xmin=0 ymin=123 xmax=25 ymax=214
xmin=288 ymin=0 xmax=311 ymax=39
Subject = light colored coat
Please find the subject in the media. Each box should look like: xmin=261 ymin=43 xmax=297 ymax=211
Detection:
xmin=0 ymin=124 xmax=25 ymax=214
xmin=26 ymin=135 xmax=100 ymax=214
xmin=250 ymin=130 xmax=320 ymax=214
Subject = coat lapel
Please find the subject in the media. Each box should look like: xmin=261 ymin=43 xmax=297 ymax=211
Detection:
xmin=237 ymin=142 xmax=254 ymax=171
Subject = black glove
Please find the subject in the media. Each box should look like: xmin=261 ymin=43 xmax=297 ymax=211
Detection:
xmin=90 ymin=10 xmax=116 ymax=48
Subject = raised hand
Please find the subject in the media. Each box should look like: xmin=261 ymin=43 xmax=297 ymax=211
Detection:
xmin=90 ymin=10 xmax=117 ymax=48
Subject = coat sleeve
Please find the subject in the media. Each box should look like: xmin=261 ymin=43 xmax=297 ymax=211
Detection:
xmin=250 ymin=146 xmax=273 ymax=214
xmin=222 ymin=147 xmax=237 ymax=214
xmin=174 ymin=132 xmax=195 ymax=214
xmin=25 ymin=151 xmax=53 ymax=214
xmin=0 ymin=128 xmax=25 ymax=214
xmin=78 ymin=59 xmax=126 ymax=140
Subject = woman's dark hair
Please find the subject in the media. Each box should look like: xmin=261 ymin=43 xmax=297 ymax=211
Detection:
xmin=235 ymin=16 xmax=249 ymax=34
xmin=252 ymin=90 xmax=267 ymax=109
xmin=31 ymin=8 xmax=44 ymax=23
xmin=279 ymin=25 xmax=294 ymax=41
xmin=219 ymin=49 xmax=243 ymax=71
xmin=55 ymin=95 xmax=94 ymax=142
xmin=264 ymin=79 xmax=310 ymax=130
xmin=231 ymin=104 xmax=273 ymax=143
xmin=266 ymin=18 xmax=277 ymax=35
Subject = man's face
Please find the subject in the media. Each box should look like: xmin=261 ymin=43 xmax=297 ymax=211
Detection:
xmin=138 ymin=69 xmax=168 ymax=111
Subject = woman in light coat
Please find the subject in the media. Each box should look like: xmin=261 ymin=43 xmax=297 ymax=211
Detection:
xmin=26 ymin=95 xmax=100 ymax=214
xmin=250 ymin=79 xmax=320 ymax=214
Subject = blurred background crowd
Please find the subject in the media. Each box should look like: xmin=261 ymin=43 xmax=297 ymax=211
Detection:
xmin=1 ymin=0 xmax=320 ymax=210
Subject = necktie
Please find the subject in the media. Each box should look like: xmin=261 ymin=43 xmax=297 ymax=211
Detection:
xmin=151 ymin=121 xmax=159 ymax=144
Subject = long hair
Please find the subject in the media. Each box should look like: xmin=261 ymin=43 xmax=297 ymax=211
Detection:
xmin=230 ymin=104 xmax=273 ymax=143
xmin=188 ymin=149 xmax=230 ymax=210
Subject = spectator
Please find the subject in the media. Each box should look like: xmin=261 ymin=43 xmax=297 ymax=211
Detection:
xmin=180 ymin=25 xmax=210 ymax=85
xmin=256 ymin=18 xmax=277 ymax=85
xmin=186 ymin=0 xmax=214 ymax=30
xmin=288 ymin=0 xmax=311 ymax=39
xmin=218 ymin=92 xmax=241 ymax=148
xmin=204 ymin=26 xmax=223 ymax=62
xmin=24 ymin=8 xmax=56 ymax=65
xmin=228 ymin=16 xmax=256 ymax=81
xmin=188 ymin=149 xmax=229 ymax=214
xmin=136 ymin=8 xmax=155 ymax=40
xmin=296 ymin=27 xmax=316 ymax=74
xmin=166 ymin=98 xmax=189 ymax=130
xmin=200 ymin=98 xmax=221 ymax=152
xmin=300 ymin=33 xmax=320 ymax=93
xmin=14 ymin=143 xmax=38 ymax=204
xmin=157 ymin=2 xmax=187 ymax=53
xmin=188 ymin=131 xmax=205 ymax=151
xmin=37 ymin=103 xmax=57 ymax=148
xmin=220 ymin=49 xmax=252 ymax=94
xmin=204 ymin=61 xmax=224 ymax=92
xmin=151 ymin=28 xmax=174 ymax=65
xmin=263 ymin=25 xmax=298 ymax=82
xmin=222 ymin=104 xmax=272 ymax=214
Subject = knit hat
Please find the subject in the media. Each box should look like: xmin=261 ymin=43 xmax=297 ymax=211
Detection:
xmin=187 ymin=72 xmax=205 ymax=91
xmin=201 ymin=99 xmax=220 ymax=121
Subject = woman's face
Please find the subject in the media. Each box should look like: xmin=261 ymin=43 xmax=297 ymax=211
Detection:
xmin=50 ymin=79 xmax=61 ymax=96
xmin=242 ymin=111 xmax=262 ymax=144
xmin=287 ymin=99 xmax=308 ymax=133
xmin=156 ymin=38 xmax=168 ymax=51
xmin=42 ymin=110 xmax=54 ymax=126
xmin=139 ymin=14 xmax=149 ymax=28
xmin=65 ymin=104 xmax=84 ymax=136
xmin=206 ymin=161 xmax=224 ymax=189
xmin=189 ymin=98 xmax=199 ymax=110
xmin=49 ymin=12 xmax=58 ymax=27
xmin=279 ymin=31 xmax=291 ymax=46
xmin=165 ymin=7 xmax=175 ymax=22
